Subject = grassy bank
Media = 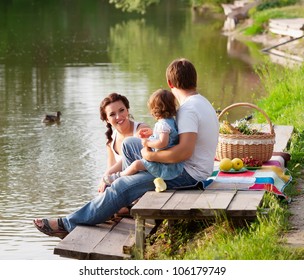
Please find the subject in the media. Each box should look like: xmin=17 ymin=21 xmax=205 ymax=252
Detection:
xmin=257 ymin=64 xmax=304 ymax=168
xmin=141 ymin=6 xmax=304 ymax=260
xmin=244 ymin=5 xmax=304 ymax=35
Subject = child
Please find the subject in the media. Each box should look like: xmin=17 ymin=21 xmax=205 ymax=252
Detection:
xmin=103 ymin=88 xmax=184 ymax=184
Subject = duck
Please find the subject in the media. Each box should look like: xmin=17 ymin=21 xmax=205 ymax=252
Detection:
xmin=42 ymin=111 xmax=62 ymax=124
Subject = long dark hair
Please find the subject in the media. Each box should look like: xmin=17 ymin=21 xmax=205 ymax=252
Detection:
xmin=100 ymin=93 xmax=130 ymax=145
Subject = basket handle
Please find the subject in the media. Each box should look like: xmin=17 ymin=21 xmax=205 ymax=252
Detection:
xmin=218 ymin=102 xmax=275 ymax=135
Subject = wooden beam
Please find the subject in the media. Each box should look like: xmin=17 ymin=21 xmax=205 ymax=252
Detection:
xmin=54 ymin=222 xmax=116 ymax=259
xmin=227 ymin=190 xmax=265 ymax=218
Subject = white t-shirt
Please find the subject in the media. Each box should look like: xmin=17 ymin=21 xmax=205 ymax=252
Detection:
xmin=177 ymin=94 xmax=219 ymax=181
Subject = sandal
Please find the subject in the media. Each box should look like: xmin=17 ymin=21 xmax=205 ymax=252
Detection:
xmin=103 ymin=172 xmax=121 ymax=185
xmin=33 ymin=218 xmax=68 ymax=239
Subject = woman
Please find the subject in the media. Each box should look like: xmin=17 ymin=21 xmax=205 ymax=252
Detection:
xmin=97 ymin=92 xmax=150 ymax=193
xmin=33 ymin=92 xmax=149 ymax=239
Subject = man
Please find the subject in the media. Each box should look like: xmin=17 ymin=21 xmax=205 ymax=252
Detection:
xmin=33 ymin=58 xmax=219 ymax=238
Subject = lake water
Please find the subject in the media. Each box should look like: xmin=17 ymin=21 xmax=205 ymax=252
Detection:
xmin=0 ymin=0 xmax=267 ymax=259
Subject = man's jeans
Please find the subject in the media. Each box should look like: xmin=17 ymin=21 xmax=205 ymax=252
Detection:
xmin=62 ymin=137 xmax=197 ymax=232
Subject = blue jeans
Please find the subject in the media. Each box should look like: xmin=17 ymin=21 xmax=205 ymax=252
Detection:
xmin=62 ymin=137 xmax=197 ymax=232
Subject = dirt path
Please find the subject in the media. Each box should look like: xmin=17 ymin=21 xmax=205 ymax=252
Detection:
xmin=285 ymin=178 xmax=304 ymax=247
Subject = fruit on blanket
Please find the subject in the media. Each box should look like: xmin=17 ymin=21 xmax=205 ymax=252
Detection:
xmin=219 ymin=158 xmax=233 ymax=171
xmin=231 ymin=158 xmax=244 ymax=171
xmin=154 ymin=177 xmax=167 ymax=192
xmin=242 ymin=156 xmax=263 ymax=167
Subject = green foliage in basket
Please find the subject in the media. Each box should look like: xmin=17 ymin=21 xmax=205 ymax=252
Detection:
xmin=234 ymin=119 xmax=260 ymax=135
xmin=219 ymin=119 xmax=262 ymax=135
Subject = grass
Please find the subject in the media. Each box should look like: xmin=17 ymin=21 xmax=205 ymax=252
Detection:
xmin=141 ymin=11 xmax=304 ymax=259
xmin=243 ymin=5 xmax=304 ymax=35
xmin=182 ymin=194 xmax=298 ymax=260
xmin=256 ymin=63 xmax=304 ymax=185
xmin=144 ymin=194 xmax=304 ymax=259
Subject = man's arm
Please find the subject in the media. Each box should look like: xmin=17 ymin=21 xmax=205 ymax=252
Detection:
xmin=141 ymin=132 xmax=197 ymax=163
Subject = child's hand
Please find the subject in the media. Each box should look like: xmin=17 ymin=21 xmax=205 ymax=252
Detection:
xmin=138 ymin=127 xmax=153 ymax=138
xmin=141 ymin=138 xmax=149 ymax=147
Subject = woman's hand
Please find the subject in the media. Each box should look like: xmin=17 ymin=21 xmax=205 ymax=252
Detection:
xmin=138 ymin=127 xmax=153 ymax=138
xmin=97 ymin=179 xmax=107 ymax=193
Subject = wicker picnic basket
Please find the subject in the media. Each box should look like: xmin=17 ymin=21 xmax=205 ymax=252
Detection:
xmin=216 ymin=103 xmax=276 ymax=163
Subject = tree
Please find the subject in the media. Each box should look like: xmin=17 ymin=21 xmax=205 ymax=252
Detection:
xmin=109 ymin=0 xmax=160 ymax=14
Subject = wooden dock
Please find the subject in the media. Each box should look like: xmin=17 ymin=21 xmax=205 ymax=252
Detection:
xmin=53 ymin=125 xmax=293 ymax=260
xmin=263 ymin=18 xmax=304 ymax=65
xmin=54 ymin=189 xmax=266 ymax=260
xmin=269 ymin=18 xmax=304 ymax=38
xmin=54 ymin=218 xmax=154 ymax=259
xmin=131 ymin=189 xmax=265 ymax=256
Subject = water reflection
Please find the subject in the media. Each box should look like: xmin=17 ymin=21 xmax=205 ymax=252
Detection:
xmin=0 ymin=0 xmax=266 ymax=259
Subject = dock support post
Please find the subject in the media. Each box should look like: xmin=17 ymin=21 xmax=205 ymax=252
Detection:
xmin=135 ymin=217 xmax=145 ymax=259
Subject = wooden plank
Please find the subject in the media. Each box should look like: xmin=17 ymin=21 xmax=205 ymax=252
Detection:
xmin=269 ymin=27 xmax=304 ymax=38
xmin=162 ymin=190 xmax=202 ymax=209
xmin=227 ymin=190 xmax=265 ymax=217
xmin=161 ymin=190 xmax=204 ymax=216
xmin=90 ymin=218 xmax=136 ymax=260
xmin=54 ymin=218 xmax=154 ymax=260
xmin=268 ymin=18 xmax=304 ymax=37
xmin=269 ymin=18 xmax=304 ymax=30
xmin=205 ymin=181 xmax=253 ymax=191
xmin=131 ymin=190 xmax=175 ymax=216
xmin=269 ymin=22 xmax=304 ymax=30
xmin=53 ymin=222 xmax=116 ymax=259
xmin=191 ymin=190 xmax=236 ymax=217
xmin=132 ymin=190 xmax=237 ymax=219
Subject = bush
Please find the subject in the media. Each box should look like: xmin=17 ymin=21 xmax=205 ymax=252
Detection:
xmin=257 ymin=0 xmax=298 ymax=11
